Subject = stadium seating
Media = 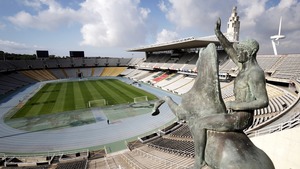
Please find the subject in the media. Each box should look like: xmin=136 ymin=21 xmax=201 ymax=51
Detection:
xmin=169 ymin=123 xmax=192 ymax=138
xmin=79 ymin=68 xmax=92 ymax=77
xmin=83 ymin=58 xmax=97 ymax=67
xmin=71 ymin=57 xmax=84 ymax=67
xmin=130 ymin=70 xmax=152 ymax=81
xmin=162 ymin=76 xmax=194 ymax=92
xmin=0 ymin=72 xmax=37 ymax=95
xmin=20 ymin=70 xmax=56 ymax=81
xmin=96 ymin=58 xmax=108 ymax=66
xmin=26 ymin=60 xmax=44 ymax=69
xmin=148 ymin=137 xmax=195 ymax=157
xmin=49 ymin=69 xmax=67 ymax=79
xmin=57 ymin=58 xmax=72 ymax=68
xmin=45 ymin=59 xmax=59 ymax=68
xmin=102 ymin=145 xmax=194 ymax=169
xmin=119 ymin=68 xmax=136 ymax=76
xmin=89 ymin=155 xmax=130 ymax=169
xmin=140 ymin=71 xmax=164 ymax=83
xmin=1 ymin=50 xmax=300 ymax=169
xmin=256 ymin=55 xmax=281 ymax=71
xmin=219 ymin=59 xmax=237 ymax=74
xmin=154 ymin=73 xmax=183 ymax=88
xmin=91 ymin=67 xmax=104 ymax=76
xmin=174 ymin=78 xmax=195 ymax=95
xmin=56 ymin=159 xmax=87 ymax=169
xmin=152 ymin=73 xmax=169 ymax=83
xmin=119 ymin=58 xmax=131 ymax=66
xmin=0 ymin=60 xmax=16 ymax=72
xmin=100 ymin=67 xmax=127 ymax=76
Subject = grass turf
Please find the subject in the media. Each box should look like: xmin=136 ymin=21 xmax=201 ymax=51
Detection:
xmin=11 ymin=79 xmax=157 ymax=119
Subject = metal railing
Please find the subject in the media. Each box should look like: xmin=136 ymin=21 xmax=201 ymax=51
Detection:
xmin=133 ymin=148 xmax=192 ymax=169
xmin=247 ymin=112 xmax=300 ymax=137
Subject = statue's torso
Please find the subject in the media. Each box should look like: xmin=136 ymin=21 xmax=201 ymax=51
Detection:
xmin=234 ymin=70 xmax=254 ymax=103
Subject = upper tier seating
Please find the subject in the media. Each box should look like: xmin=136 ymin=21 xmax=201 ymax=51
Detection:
xmin=57 ymin=58 xmax=72 ymax=68
xmin=0 ymin=60 xmax=16 ymax=72
xmin=271 ymin=54 xmax=300 ymax=79
xmin=128 ymin=58 xmax=144 ymax=66
xmin=26 ymin=60 xmax=44 ymax=69
xmin=45 ymin=59 xmax=59 ymax=68
xmin=71 ymin=58 xmax=84 ymax=67
xmin=84 ymin=58 xmax=97 ymax=67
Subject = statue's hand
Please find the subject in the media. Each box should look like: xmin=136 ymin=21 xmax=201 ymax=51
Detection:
xmin=225 ymin=101 xmax=235 ymax=110
xmin=226 ymin=101 xmax=245 ymax=112
xmin=215 ymin=17 xmax=221 ymax=32
xmin=164 ymin=96 xmax=172 ymax=102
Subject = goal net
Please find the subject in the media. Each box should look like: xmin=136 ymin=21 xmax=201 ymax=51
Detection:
xmin=88 ymin=99 xmax=107 ymax=108
xmin=133 ymin=96 xmax=148 ymax=103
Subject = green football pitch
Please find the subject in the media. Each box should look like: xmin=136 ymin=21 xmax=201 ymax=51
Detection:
xmin=11 ymin=79 xmax=157 ymax=119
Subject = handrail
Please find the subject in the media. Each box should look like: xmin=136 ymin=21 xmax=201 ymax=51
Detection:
xmin=104 ymin=157 xmax=111 ymax=169
xmin=147 ymin=143 xmax=194 ymax=157
xmin=120 ymin=154 xmax=143 ymax=169
xmin=134 ymin=148 xmax=190 ymax=169
xmin=247 ymin=112 xmax=300 ymax=137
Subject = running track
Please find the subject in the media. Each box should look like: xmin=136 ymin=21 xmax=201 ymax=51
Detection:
xmin=0 ymin=77 xmax=180 ymax=153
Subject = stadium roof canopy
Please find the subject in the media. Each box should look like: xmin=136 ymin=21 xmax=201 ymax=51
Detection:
xmin=128 ymin=34 xmax=236 ymax=52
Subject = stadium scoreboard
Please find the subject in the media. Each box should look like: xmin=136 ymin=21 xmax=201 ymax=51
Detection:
xmin=70 ymin=51 xmax=85 ymax=57
xmin=36 ymin=50 xmax=49 ymax=58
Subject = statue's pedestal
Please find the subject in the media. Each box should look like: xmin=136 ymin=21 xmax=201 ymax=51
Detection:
xmin=203 ymin=130 xmax=274 ymax=169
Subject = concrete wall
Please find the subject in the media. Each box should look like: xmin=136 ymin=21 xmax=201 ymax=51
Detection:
xmin=250 ymin=127 xmax=300 ymax=169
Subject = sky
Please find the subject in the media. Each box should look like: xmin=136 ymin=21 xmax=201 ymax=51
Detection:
xmin=0 ymin=0 xmax=299 ymax=58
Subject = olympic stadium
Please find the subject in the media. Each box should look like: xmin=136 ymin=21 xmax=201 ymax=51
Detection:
xmin=0 ymin=8 xmax=300 ymax=169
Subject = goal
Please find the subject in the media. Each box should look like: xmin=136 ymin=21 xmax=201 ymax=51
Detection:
xmin=88 ymin=99 xmax=107 ymax=108
xmin=133 ymin=96 xmax=148 ymax=103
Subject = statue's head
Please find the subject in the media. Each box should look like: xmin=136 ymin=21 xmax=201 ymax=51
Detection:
xmin=234 ymin=39 xmax=259 ymax=63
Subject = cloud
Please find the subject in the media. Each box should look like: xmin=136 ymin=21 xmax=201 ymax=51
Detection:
xmin=0 ymin=22 xmax=5 ymax=29
xmin=140 ymin=8 xmax=151 ymax=19
xmin=0 ymin=39 xmax=37 ymax=54
xmin=158 ymin=0 xmax=168 ymax=12
xmin=7 ymin=0 xmax=79 ymax=30
xmin=79 ymin=0 xmax=150 ymax=48
xmin=8 ymin=0 xmax=151 ymax=48
xmin=237 ymin=0 xmax=268 ymax=28
xmin=22 ymin=0 xmax=43 ymax=10
xmin=156 ymin=29 xmax=179 ymax=43
xmin=160 ymin=0 xmax=233 ymax=33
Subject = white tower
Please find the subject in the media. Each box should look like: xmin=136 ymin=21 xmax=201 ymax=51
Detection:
xmin=270 ymin=17 xmax=285 ymax=55
xmin=227 ymin=6 xmax=240 ymax=41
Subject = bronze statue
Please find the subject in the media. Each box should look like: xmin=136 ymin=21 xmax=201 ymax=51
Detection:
xmin=152 ymin=18 xmax=274 ymax=169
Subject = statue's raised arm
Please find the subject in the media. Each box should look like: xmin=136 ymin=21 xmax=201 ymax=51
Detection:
xmin=215 ymin=18 xmax=241 ymax=69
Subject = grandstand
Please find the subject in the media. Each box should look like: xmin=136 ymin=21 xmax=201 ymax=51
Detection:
xmin=1 ymin=49 xmax=300 ymax=169
xmin=0 ymin=8 xmax=300 ymax=169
